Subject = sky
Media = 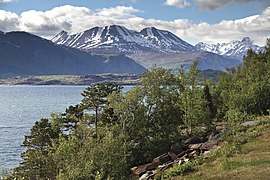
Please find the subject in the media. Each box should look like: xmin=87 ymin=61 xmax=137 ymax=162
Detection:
xmin=0 ymin=0 xmax=269 ymax=45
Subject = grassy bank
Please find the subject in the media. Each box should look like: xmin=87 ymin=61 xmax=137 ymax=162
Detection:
xmin=172 ymin=117 xmax=270 ymax=179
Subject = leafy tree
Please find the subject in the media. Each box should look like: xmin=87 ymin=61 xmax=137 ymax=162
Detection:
xmin=54 ymin=124 xmax=128 ymax=180
xmin=216 ymin=40 xmax=270 ymax=117
xmin=202 ymin=82 xmax=215 ymax=130
xmin=178 ymin=61 xmax=210 ymax=135
xmin=81 ymin=83 xmax=122 ymax=136
xmin=60 ymin=104 xmax=84 ymax=132
xmin=13 ymin=118 xmax=59 ymax=180
xmin=212 ymin=68 xmax=236 ymax=120
xmin=100 ymin=107 xmax=119 ymax=126
xmin=110 ymin=67 xmax=183 ymax=164
xmin=211 ymin=39 xmax=270 ymax=131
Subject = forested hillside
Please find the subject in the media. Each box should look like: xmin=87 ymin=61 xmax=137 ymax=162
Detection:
xmin=5 ymin=40 xmax=270 ymax=179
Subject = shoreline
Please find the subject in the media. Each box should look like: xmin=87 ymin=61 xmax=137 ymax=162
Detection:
xmin=0 ymin=74 xmax=140 ymax=86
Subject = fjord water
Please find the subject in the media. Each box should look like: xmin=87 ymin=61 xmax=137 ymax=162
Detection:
xmin=0 ymin=85 xmax=132 ymax=169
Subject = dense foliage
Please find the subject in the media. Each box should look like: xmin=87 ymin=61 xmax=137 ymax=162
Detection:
xmin=10 ymin=40 xmax=270 ymax=179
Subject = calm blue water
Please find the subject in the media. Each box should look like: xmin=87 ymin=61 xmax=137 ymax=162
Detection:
xmin=0 ymin=85 xmax=133 ymax=169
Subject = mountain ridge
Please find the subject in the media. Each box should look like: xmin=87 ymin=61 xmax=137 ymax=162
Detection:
xmin=51 ymin=25 xmax=244 ymax=72
xmin=195 ymin=37 xmax=264 ymax=60
xmin=52 ymin=25 xmax=196 ymax=54
xmin=0 ymin=31 xmax=146 ymax=78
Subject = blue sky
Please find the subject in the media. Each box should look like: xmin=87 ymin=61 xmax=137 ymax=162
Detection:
xmin=0 ymin=0 xmax=269 ymax=45
xmin=2 ymin=0 xmax=268 ymax=23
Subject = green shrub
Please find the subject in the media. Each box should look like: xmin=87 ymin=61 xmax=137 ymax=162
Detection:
xmin=165 ymin=162 xmax=194 ymax=178
xmin=257 ymin=116 xmax=270 ymax=125
xmin=1 ymin=168 xmax=13 ymax=180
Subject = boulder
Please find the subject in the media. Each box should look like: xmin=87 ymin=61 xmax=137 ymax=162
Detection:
xmin=168 ymin=152 xmax=178 ymax=161
xmin=178 ymin=159 xmax=183 ymax=165
xmin=189 ymin=150 xmax=198 ymax=157
xmin=146 ymin=162 xmax=160 ymax=171
xmin=242 ymin=120 xmax=259 ymax=127
xmin=152 ymin=153 xmax=171 ymax=164
xmin=184 ymin=136 xmax=208 ymax=144
xmin=203 ymin=150 xmax=211 ymax=156
xmin=139 ymin=173 xmax=148 ymax=180
xmin=188 ymin=143 xmax=202 ymax=150
xmin=131 ymin=165 xmax=147 ymax=177
xmin=200 ymin=143 xmax=217 ymax=151
xmin=208 ymin=131 xmax=221 ymax=142
xmin=183 ymin=158 xmax=190 ymax=163
xmin=170 ymin=143 xmax=183 ymax=154
xmin=157 ymin=161 xmax=174 ymax=171
xmin=177 ymin=149 xmax=192 ymax=158
xmin=139 ymin=171 xmax=153 ymax=180
xmin=183 ymin=137 xmax=193 ymax=145
xmin=131 ymin=162 xmax=159 ymax=176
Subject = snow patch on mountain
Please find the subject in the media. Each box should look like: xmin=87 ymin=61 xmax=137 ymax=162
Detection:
xmin=140 ymin=27 xmax=195 ymax=52
xmin=52 ymin=25 xmax=195 ymax=53
xmin=195 ymin=37 xmax=264 ymax=60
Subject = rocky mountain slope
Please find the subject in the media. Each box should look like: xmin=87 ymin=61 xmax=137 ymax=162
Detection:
xmin=52 ymin=25 xmax=196 ymax=54
xmin=195 ymin=37 xmax=264 ymax=60
xmin=52 ymin=25 xmax=243 ymax=72
xmin=128 ymin=51 xmax=241 ymax=72
xmin=0 ymin=31 xmax=146 ymax=78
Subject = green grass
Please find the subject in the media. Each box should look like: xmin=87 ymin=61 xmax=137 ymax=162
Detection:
xmin=165 ymin=162 xmax=195 ymax=178
xmin=33 ymin=75 xmax=78 ymax=81
xmin=172 ymin=117 xmax=270 ymax=180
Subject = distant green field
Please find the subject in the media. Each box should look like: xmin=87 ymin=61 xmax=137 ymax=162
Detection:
xmin=33 ymin=75 xmax=78 ymax=80
xmin=0 ymin=74 xmax=141 ymax=85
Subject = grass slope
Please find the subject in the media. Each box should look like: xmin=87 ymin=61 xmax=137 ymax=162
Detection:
xmin=175 ymin=119 xmax=270 ymax=180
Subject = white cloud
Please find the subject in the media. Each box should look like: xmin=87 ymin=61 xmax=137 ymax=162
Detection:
xmin=196 ymin=0 xmax=270 ymax=10
xmin=96 ymin=6 xmax=141 ymax=18
xmin=0 ymin=0 xmax=12 ymax=3
xmin=0 ymin=10 xmax=19 ymax=31
xmin=0 ymin=5 xmax=269 ymax=45
xmin=164 ymin=0 xmax=191 ymax=8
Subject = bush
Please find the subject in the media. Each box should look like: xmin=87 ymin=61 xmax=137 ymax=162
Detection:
xmin=1 ymin=168 xmax=13 ymax=180
xmin=165 ymin=162 xmax=194 ymax=178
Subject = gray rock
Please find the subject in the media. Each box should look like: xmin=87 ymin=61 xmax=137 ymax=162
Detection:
xmin=242 ymin=120 xmax=259 ymax=127
xmin=170 ymin=143 xmax=184 ymax=154
xmin=208 ymin=131 xmax=221 ymax=141
xmin=139 ymin=174 xmax=148 ymax=180
xmin=153 ymin=153 xmax=171 ymax=164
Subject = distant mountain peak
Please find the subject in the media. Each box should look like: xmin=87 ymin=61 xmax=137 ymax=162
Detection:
xmin=59 ymin=30 xmax=68 ymax=35
xmin=52 ymin=25 xmax=195 ymax=53
xmin=195 ymin=37 xmax=264 ymax=60
xmin=242 ymin=36 xmax=251 ymax=42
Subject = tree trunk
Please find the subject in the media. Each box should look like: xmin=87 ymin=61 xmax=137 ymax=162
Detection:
xmin=95 ymin=106 xmax=98 ymax=137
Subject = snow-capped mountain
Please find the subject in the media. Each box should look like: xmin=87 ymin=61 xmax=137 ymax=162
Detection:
xmin=195 ymin=37 xmax=264 ymax=60
xmin=140 ymin=27 xmax=195 ymax=52
xmin=51 ymin=25 xmax=248 ymax=72
xmin=52 ymin=25 xmax=195 ymax=53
